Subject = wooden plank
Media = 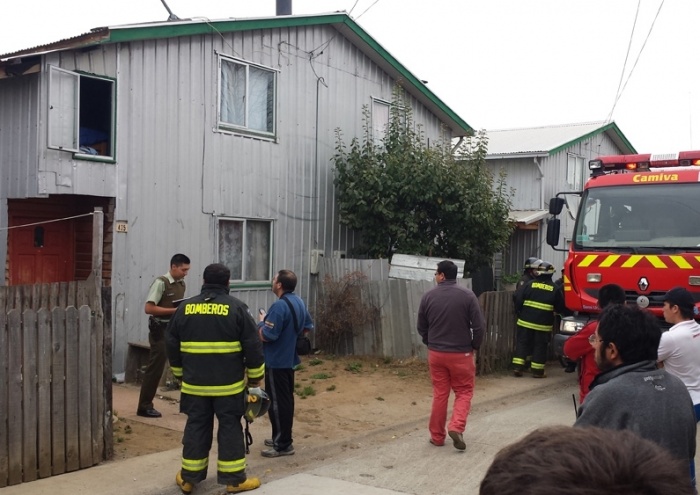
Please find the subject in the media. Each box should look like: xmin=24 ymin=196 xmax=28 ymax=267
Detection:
xmin=58 ymin=282 xmax=69 ymax=308
xmin=39 ymin=284 xmax=51 ymax=310
xmin=22 ymin=310 xmax=38 ymax=482
xmin=51 ymin=307 xmax=67 ymax=475
xmin=77 ymin=306 xmax=93 ymax=468
xmin=7 ymin=310 xmax=22 ymax=486
xmin=101 ymin=288 xmax=113 ymax=461
xmin=36 ymin=308 xmax=52 ymax=479
xmin=64 ymin=307 xmax=80 ymax=472
xmin=49 ymin=283 xmax=60 ymax=310
xmin=389 ymin=254 xmax=466 ymax=281
xmin=91 ymin=308 xmax=104 ymax=463
xmin=0 ymin=308 xmax=8 ymax=487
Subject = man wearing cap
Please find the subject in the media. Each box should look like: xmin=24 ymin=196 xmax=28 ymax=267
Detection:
xmin=659 ymin=286 xmax=700 ymax=421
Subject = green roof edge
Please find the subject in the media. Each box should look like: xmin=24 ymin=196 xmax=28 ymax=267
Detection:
xmin=103 ymin=14 xmax=472 ymax=135
xmin=548 ymin=122 xmax=636 ymax=155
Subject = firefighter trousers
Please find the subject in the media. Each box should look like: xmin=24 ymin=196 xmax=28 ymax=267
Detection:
xmin=179 ymin=393 xmax=247 ymax=486
xmin=512 ymin=326 xmax=551 ymax=376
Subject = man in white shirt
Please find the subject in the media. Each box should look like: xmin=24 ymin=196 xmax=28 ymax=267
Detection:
xmin=659 ymin=286 xmax=700 ymax=421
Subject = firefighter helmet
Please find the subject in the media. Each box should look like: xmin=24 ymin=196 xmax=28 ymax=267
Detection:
xmin=534 ymin=261 xmax=555 ymax=277
xmin=244 ymin=387 xmax=271 ymax=423
xmin=523 ymin=257 xmax=541 ymax=271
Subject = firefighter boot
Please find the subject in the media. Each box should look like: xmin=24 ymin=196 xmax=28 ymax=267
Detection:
xmin=176 ymin=470 xmax=194 ymax=494
xmin=226 ymin=477 xmax=261 ymax=493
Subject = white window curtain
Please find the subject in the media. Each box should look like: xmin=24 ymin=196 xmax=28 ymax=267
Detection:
xmin=220 ymin=60 xmax=246 ymax=127
xmin=218 ymin=219 xmax=272 ymax=282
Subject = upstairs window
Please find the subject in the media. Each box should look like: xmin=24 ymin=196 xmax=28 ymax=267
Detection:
xmin=218 ymin=218 xmax=273 ymax=284
xmin=371 ymin=98 xmax=390 ymax=142
xmin=218 ymin=56 xmax=276 ymax=138
xmin=48 ymin=66 xmax=115 ymax=159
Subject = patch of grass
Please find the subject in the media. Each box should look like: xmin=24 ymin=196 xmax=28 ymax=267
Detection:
xmin=294 ymin=382 xmax=301 ymax=389
xmin=345 ymin=362 xmax=363 ymax=373
xmin=375 ymin=396 xmax=385 ymax=401
xmin=382 ymin=356 xmax=392 ymax=365
xmin=294 ymin=364 xmax=306 ymax=372
xmin=296 ymin=386 xmax=316 ymax=398
xmin=124 ymin=425 xmax=132 ymax=434
xmin=310 ymin=372 xmax=332 ymax=380
xmin=326 ymin=385 xmax=336 ymax=391
xmin=308 ymin=358 xmax=324 ymax=366
xmin=116 ymin=436 xmax=124 ymax=443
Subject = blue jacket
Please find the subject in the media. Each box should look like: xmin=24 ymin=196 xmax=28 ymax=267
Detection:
xmin=259 ymin=292 xmax=313 ymax=368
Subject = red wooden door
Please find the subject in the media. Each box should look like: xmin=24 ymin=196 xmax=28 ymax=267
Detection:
xmin=9 ymin=217 xmax=74 ymax=284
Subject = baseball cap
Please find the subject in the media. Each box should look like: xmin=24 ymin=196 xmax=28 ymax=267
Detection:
xmin=663 ymin=287 xmax=696 ymax=313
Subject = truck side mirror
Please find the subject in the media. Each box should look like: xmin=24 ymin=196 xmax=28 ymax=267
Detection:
xmin=549 ymin=197 xmax=565 ymax=215
xmin=546 ymin=218 xmax=560 ymax=247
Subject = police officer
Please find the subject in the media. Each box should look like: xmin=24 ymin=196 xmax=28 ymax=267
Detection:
xmin=167 ymin=263 xmax=265 ymax=494
xmin=512 ymin=261 xmax=565 ymax=378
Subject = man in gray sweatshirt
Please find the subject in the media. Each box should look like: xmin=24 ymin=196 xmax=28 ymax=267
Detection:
xmin=575 ymin=304 xmax=696 ymax=484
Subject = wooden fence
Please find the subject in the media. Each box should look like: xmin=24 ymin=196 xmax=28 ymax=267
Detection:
xmin=0 ymin=282 xmax=111 ymax=488
xmin=316 ymin=275 xmax=518 ymax=375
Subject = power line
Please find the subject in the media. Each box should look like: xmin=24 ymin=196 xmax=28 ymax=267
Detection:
xmin=607 ymin=0 xmax=641 ymax=122
xmin=356 ymin=0 xmax=381 ymax=20
xmin=607 ymin=0 xmax=665 ymax=121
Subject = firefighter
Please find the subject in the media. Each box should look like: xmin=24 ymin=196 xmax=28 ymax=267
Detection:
xmin=512 ymin=261 xmax=565 ymax=378
xmin=516 ymin=257 xmax=541 ymax=291
xmin=166 ymin=263 xmax=265 ymax=494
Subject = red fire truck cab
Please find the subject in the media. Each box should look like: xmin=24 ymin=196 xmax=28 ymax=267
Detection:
xmin=547 ymin=151 xmax=700 ymax=359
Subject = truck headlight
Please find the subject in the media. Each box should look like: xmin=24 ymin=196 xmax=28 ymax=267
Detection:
xmin=560 ymin=319 xmax=584 ymax=335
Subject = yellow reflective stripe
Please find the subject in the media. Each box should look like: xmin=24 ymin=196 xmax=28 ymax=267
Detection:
xmin=170 ymin=366 xmax=183 ymax=378
xmin=181 ymin=380 xmax=246 ymax=396
xmin=512 ymin=357 xmax=526 ymax=365
xmin=523 ymin=301 xmax=554 ymax=311
xmin=599 ymin=255 xmax=620 ymax=267
xmin=621 ymin=255 xmax=642 ymax=268
xmin=696 ymin=256 xmax=700 ymax=265
xmin=646 ymin=256 xmax=667 ymax=269
xmin=247 ymin=364 xmax=265 ymax=380
xmin=182 ymin=457 xmax=208 ymax=471
xmin=670 ymin=256 xmax=693 ymax=269
xmin=181 ymin=341 xmax=242 ymax=354
xmin=517 ymin=319 xmax=552 ymax=331
xmin=217 ymin=457 xmax=246 ymax=473
xmin=578 ymin=255 xmax=597 ymax=267
xmin=530 ymin=362 xmax=545 ymax=370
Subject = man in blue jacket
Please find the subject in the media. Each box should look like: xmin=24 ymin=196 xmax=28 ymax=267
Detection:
xmin=257 ymin=269 xmax=314 ymax=458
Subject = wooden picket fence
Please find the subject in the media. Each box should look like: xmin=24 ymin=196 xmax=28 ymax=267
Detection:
xmin=0 ymin=282 xmax=111 ymax=488
xmin=316 ymin=273 xmax=518 ymax=374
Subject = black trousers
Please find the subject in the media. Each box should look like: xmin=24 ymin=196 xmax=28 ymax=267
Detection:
xmin=137 ymin=319 xmax=167 ymax=412
xmin=179 ymin=393 xmax=247 ymax=486
xmin=265 ymin=367 xmax=295 ymax=451
xmin=513 ymin=325 xmax=551 ymax=376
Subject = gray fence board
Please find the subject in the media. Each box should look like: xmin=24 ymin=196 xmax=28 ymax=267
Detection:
xmin=51 ymin=307 xmax=67 ymax=476
xmin=37 ymin=309 xmax=52 ymax=479
xmin=0 ymin=309 xmax=7 ymax=485
xmin=7 ymin=310 xmax=22 ymax=486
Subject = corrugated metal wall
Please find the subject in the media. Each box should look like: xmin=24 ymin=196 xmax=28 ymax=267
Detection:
xmin=38 ymin=25 xmax=450 ymax=371
xmin=489 ymin=132 xmax=631 ymax=276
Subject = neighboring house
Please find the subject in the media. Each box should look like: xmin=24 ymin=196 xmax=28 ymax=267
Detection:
xmin=0 ymin=13 xmax=472 ymax=372
xmin=485 ymin=121 xmax=635 ymax=283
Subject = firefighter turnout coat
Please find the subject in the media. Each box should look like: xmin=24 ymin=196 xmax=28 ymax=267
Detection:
xmin=514 ymin=275 xmax=565 ymax=332
xmin=166 ymin=284 xmax=265 ymax=396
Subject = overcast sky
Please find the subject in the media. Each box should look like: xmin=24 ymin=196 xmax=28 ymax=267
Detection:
xmin=3 ymin=0 xmax=698 ymax=152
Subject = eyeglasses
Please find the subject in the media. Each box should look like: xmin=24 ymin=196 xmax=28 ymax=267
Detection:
xmin=588 ymin=334 xmax=604 ymax=346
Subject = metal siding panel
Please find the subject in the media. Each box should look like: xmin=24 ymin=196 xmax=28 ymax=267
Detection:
xmin=0 ymin=75 xmax=40 ymax=199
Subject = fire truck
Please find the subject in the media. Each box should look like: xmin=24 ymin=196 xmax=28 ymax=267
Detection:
xmin=546 ymin=151 xmax=700 ymax=359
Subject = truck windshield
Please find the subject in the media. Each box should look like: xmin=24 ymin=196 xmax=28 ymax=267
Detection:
xmin=573 ymin=183 xmax=700 ymax=250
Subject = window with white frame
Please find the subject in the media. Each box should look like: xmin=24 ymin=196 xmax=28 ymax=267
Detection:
xmin=567 ymin=154 xmax=585 ymax=190
xmin=48 ymin=66 xmax=115 ymax=158
xmin=371 ymin=99 xmax=390 ymax=141
xmin=218 ymin=218 xmax=273 ymax=283
xmin=218 ymin=56 xmax=276 ymax=137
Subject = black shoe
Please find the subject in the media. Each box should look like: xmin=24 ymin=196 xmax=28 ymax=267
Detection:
xmin=264 ymin=439 xmax=274 ymax=447
xmin=261 ymin=446 xmax=295 ymax=457
xmin=137 ymin=408 xmax=162 ymax=418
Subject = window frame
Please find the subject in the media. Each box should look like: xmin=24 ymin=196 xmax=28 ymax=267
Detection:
xmin=371 ymin=97 xmax=391 ymax=142
xmin=217 ymin=217 xmax=274 ymax=288
xmin=47 ymin=65 xmax=116 ymax=162
xmin=217 ymin=55 xmax=277 ymax=140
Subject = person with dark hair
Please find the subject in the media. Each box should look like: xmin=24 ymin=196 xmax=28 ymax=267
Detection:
xmin=512 ymin=261 xmax=565 ymax=378
xmin=137 ymin=253 xmax=191 ymax=418
xmin=417 ymin=260 xmax=485 ymax=450
xmin=563 ymin=283 xmax=625 ymax=403
xmin=480 ymin=425 xmax=694 ymax=495
xmin=575 ymin=304 xmax=696 ymax=483
xmin=166 ymin=263 xmax=264 ymax=494
xmin=257 ymin=269 xmax=314 ymax=458
xmin=659 ymin=287 xmax=700 ymax=419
